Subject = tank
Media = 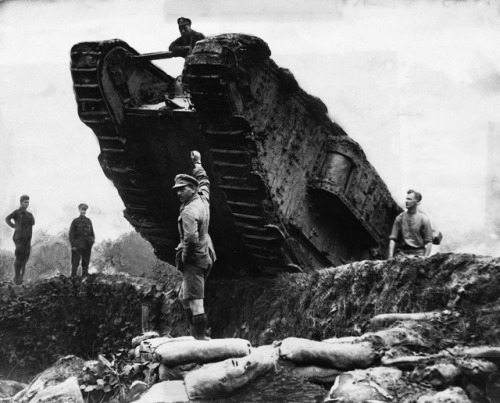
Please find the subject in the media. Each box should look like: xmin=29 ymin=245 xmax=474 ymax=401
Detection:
xmin=70 ymin=34 xmax=402 ymax=278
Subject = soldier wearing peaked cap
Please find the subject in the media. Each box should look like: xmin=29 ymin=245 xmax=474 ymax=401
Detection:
xmin=69 ymin=203 xmax=95 ymax=276
xmin=174 ymin=151 xmax=216 ymax=340
xmin=169 ymin=17 xmax=205 ymax=58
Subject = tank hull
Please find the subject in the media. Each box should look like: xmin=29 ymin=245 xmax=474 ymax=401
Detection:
xmin=70 ymin=35 xmax=401 ymax=277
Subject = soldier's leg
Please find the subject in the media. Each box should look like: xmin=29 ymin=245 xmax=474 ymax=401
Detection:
xmin=19 ymin=242 xmax=31 ymax=283
xmin=181 ymin=264 xmax=209 ymax=339
xmin=81 ymin=247 xmax=91 ymax=276
xmin=71 ymin=248 xmax=81 ymax=276
xmin=13 ymin=242 xmax=23 ymax=285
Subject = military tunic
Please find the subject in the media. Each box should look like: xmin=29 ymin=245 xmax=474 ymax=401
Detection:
xmin=69 ymin=215 xmax=95 ymax=276
xmin=5 ymin=208 xmax=35 ymax=284
xmin=169 ymin=30 xmax=205 ymax=58
xmin=176 ymin=164 xmax=216 ymax=300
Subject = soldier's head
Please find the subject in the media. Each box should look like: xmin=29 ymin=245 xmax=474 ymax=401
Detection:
xmin=405 ymin=189 xmax=422 ymax=211
xmin=177 ymin=17 xmax=192 ymax=37
xmin=172 ymin=174 xmax=198 ymax=203
xmin=19 ymin=195 xmax=29 ymax=209
xmin=78 ymin=203 xmax=89 ymax=216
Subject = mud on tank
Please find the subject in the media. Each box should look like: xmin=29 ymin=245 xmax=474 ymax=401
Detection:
xmin=70 ymin=34 xmax=402 ymax=278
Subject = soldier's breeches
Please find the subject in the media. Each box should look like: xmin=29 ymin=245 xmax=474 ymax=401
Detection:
xmin=13 ymin=239 xmax=31 ymax=284
xmin=179 ymin=263 xmax=211 ymax=300
xmin=71 ymin=247 xmax=92 ymax=276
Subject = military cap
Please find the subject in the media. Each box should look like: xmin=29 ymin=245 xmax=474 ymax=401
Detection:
xmin=78 ymin=203 xmax=89 ymax=210
xmin=20 ymin=195 xmax=30 ymax=202
xmin=177 ymin=17 xmax=192 ymax=26
xmin=172 ymin=174 xmax=198 ymax=189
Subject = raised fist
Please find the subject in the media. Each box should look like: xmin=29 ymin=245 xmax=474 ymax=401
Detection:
xmin=191 ymin=150 xmax=201 ymax=164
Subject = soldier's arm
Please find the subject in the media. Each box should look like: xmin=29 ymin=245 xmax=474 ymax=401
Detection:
xmin=423 ymin=217 xmax=433 ymax=257
xmin=89 ymin=220 xmax=95 ymax=244
xmin=5 ymin=212 xmax=15 ymax=228
xmin=388 ymin=215 xmax=401 ymax=258
xmin=191 ymin=151 xmax=210 ymax=203
xmin=169 ymin=37 xmax=189 ymax=57
xmin=68 ymin=220 xmax=76 ymax=247
xmin=181 ymin=211 xmax=198 ymax=263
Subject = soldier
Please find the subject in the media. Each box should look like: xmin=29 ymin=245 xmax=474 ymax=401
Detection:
xmin=173 ymin=151 xmax=216 ymax=340
xmin=69 ymin=203 xmax=95 ymax=276
xmin=388 ymin=189 xmax=433 ymax=258
xmin=169 ymin=17 xmax=205 ymax=58
xmin=5 ymin=195 xmax=35 ymax=284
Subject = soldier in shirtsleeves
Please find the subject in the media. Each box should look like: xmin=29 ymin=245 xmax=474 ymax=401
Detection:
xmin=388 ymin=189 xmax=433 ymax=258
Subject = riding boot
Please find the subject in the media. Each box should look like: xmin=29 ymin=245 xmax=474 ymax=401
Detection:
xmin=192 ymin=313 xmax=209 ymax=340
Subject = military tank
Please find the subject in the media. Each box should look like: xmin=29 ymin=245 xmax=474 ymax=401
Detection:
xmin=70 ymin=34 xmax=402 ymax=278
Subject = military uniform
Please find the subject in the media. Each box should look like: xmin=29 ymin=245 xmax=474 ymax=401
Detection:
xmin=169 ymin=30 xmax=205 ymax=57
xmin=169 ymin=17 xmax=205 ymax=58
xmin=5 ymin=208 xmax=35 ymax=284
xmin=69 ymin=215 xmax=95 ymax=276
xmin=176 ymin=164 xmax=216 ymax=299
xmin=174 ymin=161 xmax=216 ymax=339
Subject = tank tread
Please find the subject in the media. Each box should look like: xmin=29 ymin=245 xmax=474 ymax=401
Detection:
xmin=71 ymin=40 xmax=176 ymax=258
xmin=185 ymin=61 xmax=293 ymax=271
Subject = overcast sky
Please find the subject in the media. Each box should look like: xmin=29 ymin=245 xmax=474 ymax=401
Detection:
xmin=1 ymin=0 xmax=500 ymax=255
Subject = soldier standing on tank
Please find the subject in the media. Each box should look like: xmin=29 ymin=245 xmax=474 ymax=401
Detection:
xmin=388 ymin=189 xmax=433 ymax=258
xmin=5 ymin=195 xmax=35 ymax=285
xmin=69 ymin=203 xmax=95 ymax=276
xmin=169 ymin=17 xmax=205 ymax=58
xmin=173 ymin=150 xmax=216 ymax=340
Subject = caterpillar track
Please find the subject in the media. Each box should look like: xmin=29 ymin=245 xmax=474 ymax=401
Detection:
xmin=70 ymin=35 xmax=402 ymax=277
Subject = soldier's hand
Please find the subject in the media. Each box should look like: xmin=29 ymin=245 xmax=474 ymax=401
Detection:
xmin=191 ymin=150 xmax=201 ymax=165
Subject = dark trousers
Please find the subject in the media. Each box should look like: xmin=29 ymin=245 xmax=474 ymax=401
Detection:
xmin=71 ymin=246 xmax=92 ymax=276
xmin=14 ymin=238 xmax=31 ymax=285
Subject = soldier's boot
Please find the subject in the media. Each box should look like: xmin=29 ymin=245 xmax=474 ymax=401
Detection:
xmin=184 ymin=309 xmax=193 ymax=336
xmin=192 ymin=314 xmax=210 ymax=341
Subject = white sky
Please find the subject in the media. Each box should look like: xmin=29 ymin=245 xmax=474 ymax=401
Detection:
xmin=1 ymin=0 xmax=500 ymax=254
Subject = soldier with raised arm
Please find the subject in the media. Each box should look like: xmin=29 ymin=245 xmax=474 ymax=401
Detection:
xmin=173 ymin=150 xmax=216 ymax=340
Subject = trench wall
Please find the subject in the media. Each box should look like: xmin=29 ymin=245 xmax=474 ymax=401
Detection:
xmin=1 ymin=253 xmax=499 ymax=380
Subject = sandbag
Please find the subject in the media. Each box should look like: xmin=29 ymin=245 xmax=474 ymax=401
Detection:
xmin=290 ymin=365 xmax=343 ymax=384
xmin=158 ymin=362 xmax=199 ymax=381
xmin=325 ymin=372 xmax=392 ymax=403
xmin=411 ymin=363 xmax=461 ymax=387
xmin=279 ymin=337 xmax=376 ymax=370
xmin=0 ymin=380 xmax=28 ymax=398
xmin=415 ymin=386 xmax=471 ymax=403
xmin=461 ymin=346 xmax=500 ymax=361
xmin=132 ymin=331 xmax=160 ymax=347
xmin=134 ymin=380 xmax=189 ymax=403
xmin=155 ymin=338 xmax=251 ymax=367
xmin=13 ymin=355 xmax=85 ymax=403
xmin=324 ymin=323 xmax=430 ymax=350
xmin=369 ymin=312 xmax=441 ymax=327
xmin=184 ymin=345 xmax=278 ymax=399
xmin=139 ymin=336 xmax=195 ymax=361
xmin=28 ymin=376 xmax=84 ymax=403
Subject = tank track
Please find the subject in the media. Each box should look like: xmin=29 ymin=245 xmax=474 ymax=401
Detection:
xmin=184 ymin=43 xmax=300 ymax=273
xmin=70 ymin=40 xmax=177 ymax=261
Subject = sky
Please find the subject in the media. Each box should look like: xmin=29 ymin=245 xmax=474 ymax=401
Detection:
xmin=1 ymin=0 xmax=500 ymax=255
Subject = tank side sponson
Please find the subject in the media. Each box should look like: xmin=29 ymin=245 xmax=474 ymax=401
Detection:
xmin=309 ymin=136 xmax=403 ymax=256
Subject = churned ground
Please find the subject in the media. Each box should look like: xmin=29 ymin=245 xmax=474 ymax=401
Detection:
xmin=1 ymin=252 xmax=499 ymax=382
